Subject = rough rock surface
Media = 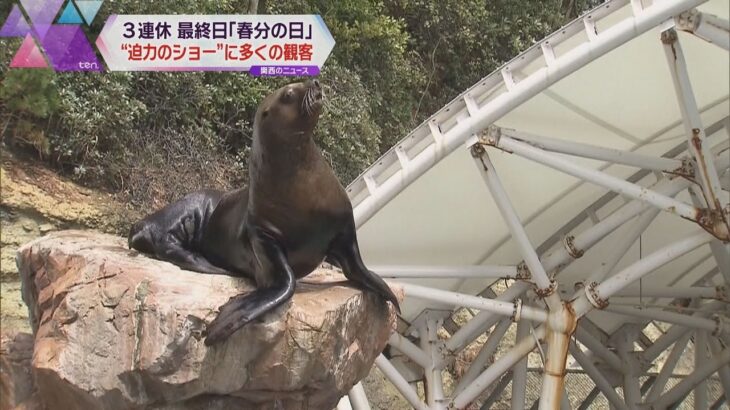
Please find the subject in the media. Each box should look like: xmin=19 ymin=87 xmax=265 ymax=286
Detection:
xmin=15 ymin=231 xmax=400 ymax=410
xmin=1 ymin=332 xmax=42 ymax=410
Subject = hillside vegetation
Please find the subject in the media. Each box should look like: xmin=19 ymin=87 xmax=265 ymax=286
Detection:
xmin=0 ymin=0 xmax=596 ymax=208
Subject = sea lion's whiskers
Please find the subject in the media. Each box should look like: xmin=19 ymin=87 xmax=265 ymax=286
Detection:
xmin=303 ymin=87 xmax=317 ymax=116
xmin=302 ymin=88 xmax=311 ymax=116
xmin=301 ymin=89 xmax=308 ymax=115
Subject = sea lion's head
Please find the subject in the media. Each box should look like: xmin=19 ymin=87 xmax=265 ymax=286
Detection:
xmin=255 ymin=80 xmax=324 ymax=139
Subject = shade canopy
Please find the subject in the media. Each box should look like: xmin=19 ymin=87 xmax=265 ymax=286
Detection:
xmin=351 ymin=0 xmax=728 ymax=335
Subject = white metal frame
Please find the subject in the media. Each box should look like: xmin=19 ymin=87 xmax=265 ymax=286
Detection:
xmin=343 ymin=0 xmax=730 ymax=408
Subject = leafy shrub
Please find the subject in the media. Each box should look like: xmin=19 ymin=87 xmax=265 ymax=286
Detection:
xmin=1 ymin=68 xmax=58 ymax=156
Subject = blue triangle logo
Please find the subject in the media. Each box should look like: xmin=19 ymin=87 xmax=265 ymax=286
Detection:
xmin=73 ymin=0 xmax=102 ymax=25
xmin=57 ymin=1 xmax=83 ymax=24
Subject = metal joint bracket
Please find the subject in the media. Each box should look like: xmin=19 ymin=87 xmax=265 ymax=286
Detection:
xmin=672 ymin=157 xmax=696 ymax=178
xmin=511 ymin=298 xmax=523 ymax=322
xmin=696 ymin=208 xmax=730 ymax=242
xmin=469 ymin=142 xmax=485 ymax=158
xmin=563 ymin=235 xmax=585 ymax=259
xmin=660 ymin=28 xmax=678 ymax=44
xmin=674 ymin=8 xmax=701 ymax=33
xmin=535 ymin=279 xmax=557 ymax=299
xmin=478 ymin=125 xmax=502 ymax=147
xmin=584 ymin=281 xmax=608 ymax=309
xmin=516 ymin=261 xmax=531 ymax=280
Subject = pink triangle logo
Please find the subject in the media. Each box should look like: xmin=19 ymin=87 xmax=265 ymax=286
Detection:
xmin=10 ymin=33 xmax=47 ymax=68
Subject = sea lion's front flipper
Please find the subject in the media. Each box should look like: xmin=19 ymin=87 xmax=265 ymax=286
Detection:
xmin=327 ymin=219 xmax=401 ymax=313
xmin=204 ymin=229 xmax=295 ymax=346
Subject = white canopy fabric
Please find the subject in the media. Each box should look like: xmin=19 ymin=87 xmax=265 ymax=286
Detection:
xmin=349 ymin=0 xmax=729 ymax=336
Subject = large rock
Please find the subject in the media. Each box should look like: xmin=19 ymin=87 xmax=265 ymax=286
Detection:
xmin=15 ymin=231 xmax=400 ymax=410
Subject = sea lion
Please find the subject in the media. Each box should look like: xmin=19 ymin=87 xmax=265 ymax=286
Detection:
xmin=128 ymin=79 xmax=400 ymax=346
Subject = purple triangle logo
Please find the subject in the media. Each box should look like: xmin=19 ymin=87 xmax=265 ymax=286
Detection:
xmin=3 ymin=0 xmax=105 ymax=71
xmin=0 ymin=5 xmax=31 ymax=37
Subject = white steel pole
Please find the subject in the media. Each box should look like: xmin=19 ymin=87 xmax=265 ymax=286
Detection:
xmin=445 ymin=282 xmax=530 ymax=354
xmin=336 ymin=396 xmax=354 ymax=410
xmin=595 ymin=230 xmax=711 ymax=299
xmin=540 ymin=176 xmax=687 ymax=271
xmin=613 ymin=286 xmax=720 ymax=299
xmin=694 ymin=330 xmax=708 ymax=409
xmin=538 ymin=303 xmax=576 ymax=410
xmin=661 ymin=28 xmax=729 ymax=238
xmin=452 ymin=325 xmax=545 ymax=408
xmin=643 ymin=325 xmax=688 ymax=364
xmin=489 ymin=136 xmax=706 ymax=233
xmin=373 ymin=264 xmax=517 ymax=279
xmin=569 ymin=343 xmax=629 ymax=410
xmin=616 ymin=330 xmax=642 ymax=409
xmin=400 ymin=282 xmax=549 ymax=323
xmin=645 ymin=332 xmax=692 ymax=403
xmin=388 ymin=332 xmax=432 ymax=370
xmin=421 ymin=319 xmax=446 ymax=409
xmin=587 ymin=206 xmax=661 ymax=283
xmin=693 ymin=12 xmax=730 ymax=50
xmin=651 ymin=346 xmax=730 ymax=409
xmin=473 ymin=149 xmax=562 ymax=311
xmin=501 ymin=128 xmax=683 ymax=172
xmin=561 ymin=390 xmax=571 ymax=410
xmin=347 ymin=382 xmax=372 ymax=410
xmin=572 ymin=231 xmax=712 ymax=315
xmin=574 ymin=326 xmax=623 ymax=371
xmin=511 ymin=317 xmax=531 ymax=410
xmin=538 ymin=148 xmax=728 ymax=272
xmin=708 ymin=338 xmax=730 ymax=403
xmin=374 ymin=355 xmax=428 ymax=410
xmin=604 ymin=306 xmax=718 ymax=332
xmin=642 ymin=302 xmax=720 ymax=362
xmin=452 ymin=319 xmax=512 ymax=396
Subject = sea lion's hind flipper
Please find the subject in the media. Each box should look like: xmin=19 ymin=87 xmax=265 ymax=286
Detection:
xmin=204 ymin=229 xmax=295 ymax=346
xmin=327 ymin=220 xmax=401 ymax=313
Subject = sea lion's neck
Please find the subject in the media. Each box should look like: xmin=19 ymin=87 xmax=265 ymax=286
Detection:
xmin=249 ymin=132 xmax=322 ymax=184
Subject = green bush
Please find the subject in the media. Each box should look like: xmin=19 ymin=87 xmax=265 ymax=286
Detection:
xmin=1 ymin=0 xmax=591 ymax=209
xmin=1 ymin=68 xmax=58 ymax=156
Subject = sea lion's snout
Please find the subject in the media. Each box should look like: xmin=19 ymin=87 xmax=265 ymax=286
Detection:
xmin=308 ymin=79 xmax=323 ymax=100
xmin=302 ymin=79 xmax=323 ymax=116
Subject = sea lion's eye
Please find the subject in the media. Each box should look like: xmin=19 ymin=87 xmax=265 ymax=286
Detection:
xmin=262 ymin=108 xmax=269 ymax=118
